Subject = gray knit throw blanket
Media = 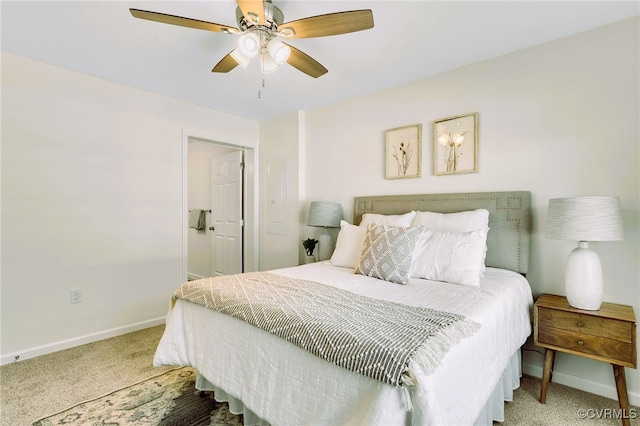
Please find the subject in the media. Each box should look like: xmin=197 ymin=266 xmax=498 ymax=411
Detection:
xmin=172 ymin=272 xmax=480 ymax=409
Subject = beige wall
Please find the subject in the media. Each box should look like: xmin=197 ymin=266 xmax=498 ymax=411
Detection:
xmin=1 ymin=53 xmax=259 ymax=361
xmin=303 ymin=17 xmax=639 ymax=403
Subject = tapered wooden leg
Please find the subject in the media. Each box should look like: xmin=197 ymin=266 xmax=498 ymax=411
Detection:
xmin=613 ymin=364 xmax=631 ymax=426
xmin=539 ymin=349 xmax=556 ymax=404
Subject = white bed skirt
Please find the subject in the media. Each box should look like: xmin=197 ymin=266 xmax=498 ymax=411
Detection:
xmin=473 ymin=349 xmax=521 ymax=425
xmin=195 ymin=349 xmax=522 ymax=426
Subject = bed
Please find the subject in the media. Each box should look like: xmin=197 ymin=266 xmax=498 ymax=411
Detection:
xmin=154 ymin=191 xmax=534 ymax=425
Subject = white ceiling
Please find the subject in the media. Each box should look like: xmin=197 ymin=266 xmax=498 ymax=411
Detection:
xmin=2 ymin=1 xmax=638 ymax=121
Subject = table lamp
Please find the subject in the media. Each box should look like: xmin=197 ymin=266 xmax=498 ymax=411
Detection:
xmin=308 ymin=201 xmax=343 ymax=261
xmin=546 ymin=196 xmax=624 ymax=310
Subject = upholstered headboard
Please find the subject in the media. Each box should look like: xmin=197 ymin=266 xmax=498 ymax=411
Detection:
xmin=353 ymin=191 xmax=532 ymax=274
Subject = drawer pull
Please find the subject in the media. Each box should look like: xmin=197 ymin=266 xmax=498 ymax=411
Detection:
xmin=577 ymin=340 xmax=584 ymax=346
xmin=577 ymin=321 xmax=585 ymax=327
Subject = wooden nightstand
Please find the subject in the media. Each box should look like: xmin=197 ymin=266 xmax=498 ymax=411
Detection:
xmin=534 ymin=294 xmax=637 ymax=426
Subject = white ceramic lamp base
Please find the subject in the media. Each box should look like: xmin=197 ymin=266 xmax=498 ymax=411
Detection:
xmin=317 ymin=227 xmax=333 ymax=261
xmin=565 ymin=241 xmax=603 ymax=311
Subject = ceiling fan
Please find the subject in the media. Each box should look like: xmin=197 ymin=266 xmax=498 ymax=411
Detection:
xmin=130 ymin=0 xmax=374 ymax=78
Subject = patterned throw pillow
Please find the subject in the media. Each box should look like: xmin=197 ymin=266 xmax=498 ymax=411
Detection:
xmin=355 ymin=223 xmax=423 ymax=285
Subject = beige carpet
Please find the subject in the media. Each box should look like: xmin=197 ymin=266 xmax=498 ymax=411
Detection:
xmin=1 ymin=325 xmax=637 ymax=425
xmin=0 ymin=326 xmax=174 ymax=425
xmin=508 ymin=375 xmax=638 ymax=425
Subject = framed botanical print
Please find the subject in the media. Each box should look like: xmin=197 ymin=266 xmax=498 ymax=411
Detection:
xmin=385 ymin=124 xmax=421 ymax=179
xmin=433 ymin=113 xmax=478 ymax=175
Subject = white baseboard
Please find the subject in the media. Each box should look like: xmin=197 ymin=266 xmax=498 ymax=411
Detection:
xmin=0 ymin=316 xmax=166 ymax=366
xmin=523 ymin=361 xmax=640 ymax=407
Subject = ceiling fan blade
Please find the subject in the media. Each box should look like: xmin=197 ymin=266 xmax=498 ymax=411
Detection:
xmin=236 ymin=0 xmax=265 ymax=25
xmin=212 ymin=53 xmax=240 ymax=73
xmin=284 ymin=43 xmax=328 ymax=78
xmin=130 ymin=9 xmax=239 ymax=34
xmin=278 ymin=10 xmax=373 ymax=39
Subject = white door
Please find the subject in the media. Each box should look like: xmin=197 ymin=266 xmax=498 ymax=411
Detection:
xmin=211 ymin=150 xmax=243 ymax=276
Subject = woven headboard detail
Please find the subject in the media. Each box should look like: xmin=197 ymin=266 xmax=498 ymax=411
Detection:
xmin=353 ymin=191 xmax=532 ymax=274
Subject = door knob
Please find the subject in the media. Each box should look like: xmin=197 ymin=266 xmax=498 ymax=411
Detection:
xmin=209 ymin=226 xmax=215 ymax=231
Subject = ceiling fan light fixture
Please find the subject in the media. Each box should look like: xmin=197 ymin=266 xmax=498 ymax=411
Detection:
xmin=230 ymin=48 xmax=251 ymax=69
xmin=267 ymin=39 xmax=290 ymax=65
xmin=237 ymin=32 xmax=260 ymax=57
xmin=260 ymin=53 xmax=280 ymax=73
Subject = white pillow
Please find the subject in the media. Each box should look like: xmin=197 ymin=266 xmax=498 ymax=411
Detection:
xmin=412 ymin=209 xmax=490 ymax=274
xmin=360 ymin=211 xmax=416 ymax=227
xmin=410 ymin=228 xmax=489 ymax=287
xmin=330 ymin=220 xmax=367 ymax=268
xmin=411 ymin=209 xmax=489 ymax=232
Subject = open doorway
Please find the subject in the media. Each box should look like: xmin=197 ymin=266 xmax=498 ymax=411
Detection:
xmin=182 ymin=132 xmax=257 ymax=282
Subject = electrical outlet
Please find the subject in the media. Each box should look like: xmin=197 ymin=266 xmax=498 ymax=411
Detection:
xmin=70 ymin=288 xmax=82 ymax=304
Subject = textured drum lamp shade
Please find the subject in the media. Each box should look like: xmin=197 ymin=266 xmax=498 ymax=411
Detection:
xmin=546 ymin=196 xmax=624 ymax=310
xmin=308 ymin=201 xmax=343 ymax=261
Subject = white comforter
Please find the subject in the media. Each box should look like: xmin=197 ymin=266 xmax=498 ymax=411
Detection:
xmin=154 ymin=262 xmax=533 ymax=425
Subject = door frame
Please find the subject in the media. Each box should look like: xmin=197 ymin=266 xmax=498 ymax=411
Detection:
xmin=181 ymin=128 xmax=259 ymax=281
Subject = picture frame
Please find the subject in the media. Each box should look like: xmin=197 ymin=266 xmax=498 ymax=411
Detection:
xmin=433 ymin=113 xmax=478 ymax=175
xmin=384 ymin=124 xmax=421 ymax=179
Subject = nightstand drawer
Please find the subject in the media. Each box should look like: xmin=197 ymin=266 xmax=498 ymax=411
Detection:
xmin=538 ymin=307 xmax=633 ymax=343
xmin=538 ymin=326 xmax=635 ymax=367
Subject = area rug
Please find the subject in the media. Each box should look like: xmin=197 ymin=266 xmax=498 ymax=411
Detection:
xmin=32 ymin=367 xmax=244 ymax=425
